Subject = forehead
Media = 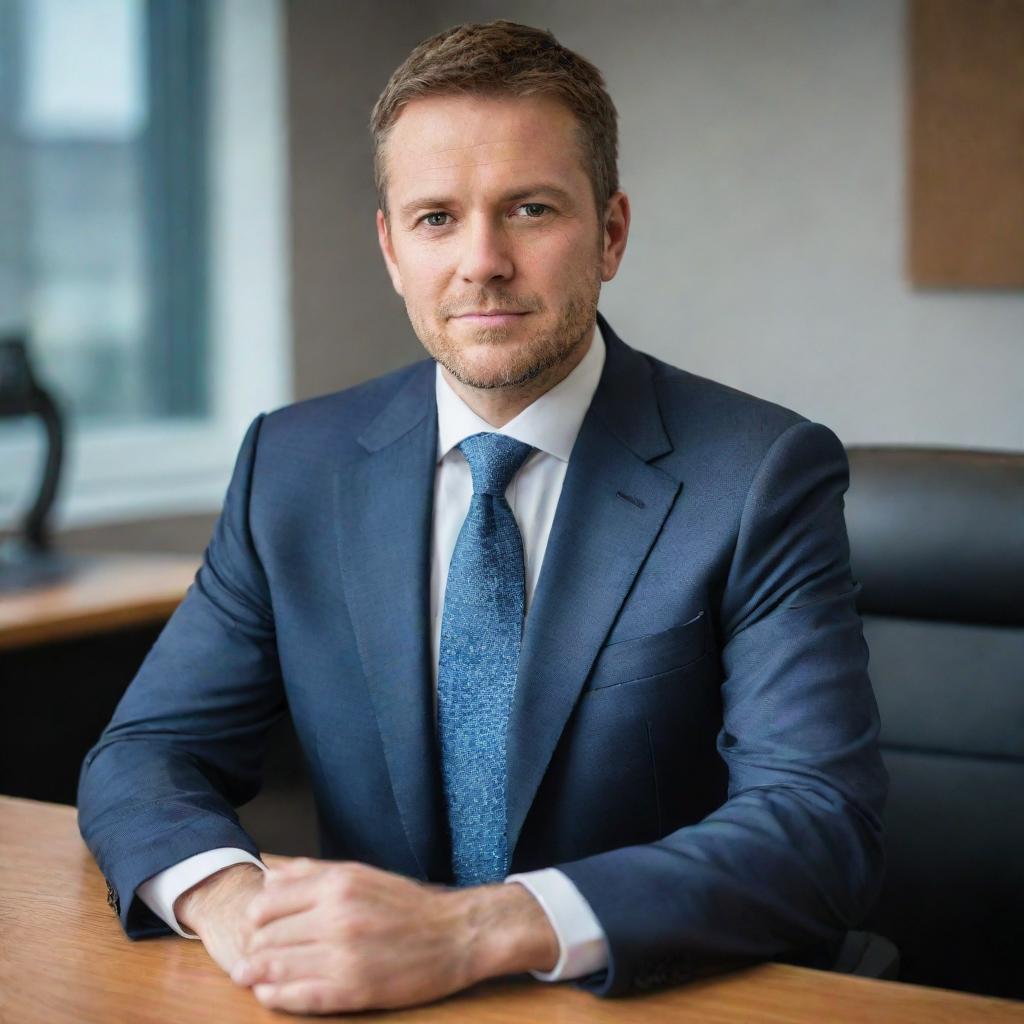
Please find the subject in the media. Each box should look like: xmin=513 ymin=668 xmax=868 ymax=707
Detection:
xmin=382 ymin=93 xmax=589 ymax=202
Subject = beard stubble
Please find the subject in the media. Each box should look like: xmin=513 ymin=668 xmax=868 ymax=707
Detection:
xmin=407 ymin=263 xmax=602 ymax=392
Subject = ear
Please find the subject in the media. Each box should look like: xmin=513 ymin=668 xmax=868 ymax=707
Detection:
xmin=376 ymin=208 xmax=405 ymax=297
xmin=600 ymin=190 xmax=631 ymax=283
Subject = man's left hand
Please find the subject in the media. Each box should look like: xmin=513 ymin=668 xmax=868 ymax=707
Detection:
xmin=230 ymin=857 xmax=559 ymax=1014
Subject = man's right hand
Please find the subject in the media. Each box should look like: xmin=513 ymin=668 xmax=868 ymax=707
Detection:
xmin=174 ymin=863 xmax=266 ymax=975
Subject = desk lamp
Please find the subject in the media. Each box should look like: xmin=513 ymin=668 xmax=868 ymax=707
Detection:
xmin=0 ymin=335 xmax=74 ymax=591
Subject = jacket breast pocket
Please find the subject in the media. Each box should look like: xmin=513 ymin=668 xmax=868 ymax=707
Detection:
xmin=585 ymin=610 xmax=708 ymax=692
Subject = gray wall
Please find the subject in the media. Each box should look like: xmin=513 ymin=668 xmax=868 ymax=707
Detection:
xmin=287 ymin=0 xmax=435 ymax=400
xmin=290 ymin=0 xmax=1023 ymax=448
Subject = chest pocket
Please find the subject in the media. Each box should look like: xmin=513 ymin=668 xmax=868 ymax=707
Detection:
xmin=585 ymin=610 xmax=708 ymax=692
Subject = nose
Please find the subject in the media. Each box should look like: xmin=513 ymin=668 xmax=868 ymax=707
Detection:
xmin=456 ymin=214 xmax=514 ymax=285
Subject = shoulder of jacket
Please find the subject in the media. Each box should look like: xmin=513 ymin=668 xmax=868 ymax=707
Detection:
xmin=643 ymin=353 xmax=808 ymax=450
xmin=257 ymin=358 xmax=432 ymax=446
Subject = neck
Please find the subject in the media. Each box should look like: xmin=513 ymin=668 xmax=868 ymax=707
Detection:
xmin=441 ymin=327 xmax=594 ymax=428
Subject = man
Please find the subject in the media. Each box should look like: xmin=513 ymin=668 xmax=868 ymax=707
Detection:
xmin=78 ymin=20 xmax=886 ymax=1015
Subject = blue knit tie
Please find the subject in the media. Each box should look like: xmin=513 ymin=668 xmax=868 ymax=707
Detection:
xmin=437 ymin=432 xmax=534 ymax=886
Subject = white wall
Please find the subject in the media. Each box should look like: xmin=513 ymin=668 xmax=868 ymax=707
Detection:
xmin=428 ymin=0 xmax=1023 ymax=449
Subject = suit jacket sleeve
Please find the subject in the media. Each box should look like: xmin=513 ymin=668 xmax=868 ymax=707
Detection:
xmin=77 ymin=414 xmax=282 ymax=937
xmin=556 ymin=420 xmax=888 ymax=996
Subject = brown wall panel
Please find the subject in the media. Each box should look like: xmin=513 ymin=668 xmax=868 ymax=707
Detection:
xmin=907 ymin=0 xmax=1024 ymax=288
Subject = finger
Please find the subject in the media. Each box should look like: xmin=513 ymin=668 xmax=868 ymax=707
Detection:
xmin=247 ymin=874 xmax=321 ymax=928
xmin=252 ymin=979 xmax=357 ymax=1015
xmin=245 ymin=907 xmax=321 ymax=954
xmin=231 ymin=942 xmax=337 ymax=988
xmin=265 ymin=856 xmax=319 ymax=883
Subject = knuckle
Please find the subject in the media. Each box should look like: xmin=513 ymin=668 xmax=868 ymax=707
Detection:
xmin=328 ymin=866 xmax=358 ymax=901
xmin=330 ymin=909 xmax=365 ymax=944
xmin=327 ymin=905 xmax=348 ymax=937
xmin=328 ymin=910 xmax=349 ymax=942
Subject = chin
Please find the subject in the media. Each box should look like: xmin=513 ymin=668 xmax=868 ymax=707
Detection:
xmin=446 ymin=351 xmax=545 ymax=390
xmin=423 ymin=327 xmax=542 ymax=389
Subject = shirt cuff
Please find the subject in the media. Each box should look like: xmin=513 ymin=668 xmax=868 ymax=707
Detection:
xmin=504 ymin=868 xmax=609 ymax=981
xmin=136 ymin=848 xmax=266 ymax=938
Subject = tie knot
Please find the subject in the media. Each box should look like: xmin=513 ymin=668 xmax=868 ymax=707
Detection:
xmin=458 ymin=433 xmax=534 ymax=496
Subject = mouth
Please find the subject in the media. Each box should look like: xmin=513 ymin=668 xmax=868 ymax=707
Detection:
xmin=451 ymin=311 xmax=530 ymax=326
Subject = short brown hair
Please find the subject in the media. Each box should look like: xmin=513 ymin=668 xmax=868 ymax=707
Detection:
xmin=370 ymin=21 xmax=619 ymax=219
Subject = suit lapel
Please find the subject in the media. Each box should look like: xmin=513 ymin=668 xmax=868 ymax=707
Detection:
xmin=333 ymin=362 xmax=451 ymax=883
xmin=506 ymin=321 xmax=682 ymax=859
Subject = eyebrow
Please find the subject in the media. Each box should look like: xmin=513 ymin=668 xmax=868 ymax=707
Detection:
xmin=398 ymin=184 xmax=576 ymax=219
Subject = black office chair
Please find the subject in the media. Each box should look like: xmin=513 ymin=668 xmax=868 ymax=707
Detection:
xmin=845 ymin=446 xmax=1024 ymax=999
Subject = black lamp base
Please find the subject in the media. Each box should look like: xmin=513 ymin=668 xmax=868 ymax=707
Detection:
xmin=0 ymin=541 xmax=87 ymax=594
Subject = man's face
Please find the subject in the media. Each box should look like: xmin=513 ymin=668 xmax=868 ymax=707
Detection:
xmin=377 ymin=93 xmax=627 ymax=391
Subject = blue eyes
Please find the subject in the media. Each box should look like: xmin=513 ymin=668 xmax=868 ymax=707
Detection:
xmin=418 ymin=204 xmax=550 ymax=228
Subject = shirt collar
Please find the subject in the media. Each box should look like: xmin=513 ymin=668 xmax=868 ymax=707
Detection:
xmin=435 ymin=320 xmax=606 ymax=464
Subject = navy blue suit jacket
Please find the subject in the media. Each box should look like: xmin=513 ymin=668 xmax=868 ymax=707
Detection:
xmin=78 ymin=317 xmax=886 ymax=996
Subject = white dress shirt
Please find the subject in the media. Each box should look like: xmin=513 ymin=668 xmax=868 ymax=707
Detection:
xmin=138 ymin=325 xmax=612 ymax=982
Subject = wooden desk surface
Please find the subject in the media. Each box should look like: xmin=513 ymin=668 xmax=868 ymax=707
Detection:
xmin=0 ymin=554 xmax=199 ymax=651
xmin=2 ymin=797 xmax=1021 ymax=1024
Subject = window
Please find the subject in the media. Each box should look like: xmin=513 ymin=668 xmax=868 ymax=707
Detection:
xmin=0 ymin=0 xmax=290 ymax=528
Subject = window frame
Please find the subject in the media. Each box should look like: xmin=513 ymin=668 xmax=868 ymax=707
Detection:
xmin=0 ymin=0 xmax=291 ymax=532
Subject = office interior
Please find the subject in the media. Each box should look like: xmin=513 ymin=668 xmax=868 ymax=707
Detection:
xmin=1 ymin=0 xmax=1021 ymax=1007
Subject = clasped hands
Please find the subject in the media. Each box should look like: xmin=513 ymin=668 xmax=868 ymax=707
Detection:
xmin=175 ymin=857 xmax=559 ymax=1015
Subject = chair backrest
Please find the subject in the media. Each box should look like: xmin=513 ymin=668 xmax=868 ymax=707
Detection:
xmin=844 ymin=447 xmax=1024 ymax=1000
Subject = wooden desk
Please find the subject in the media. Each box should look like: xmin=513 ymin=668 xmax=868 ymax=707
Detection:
xmin=0 ymin=553 xmax=199 ymax=651
xmin=2 ymin=797 xmax=1021 ymax=1024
